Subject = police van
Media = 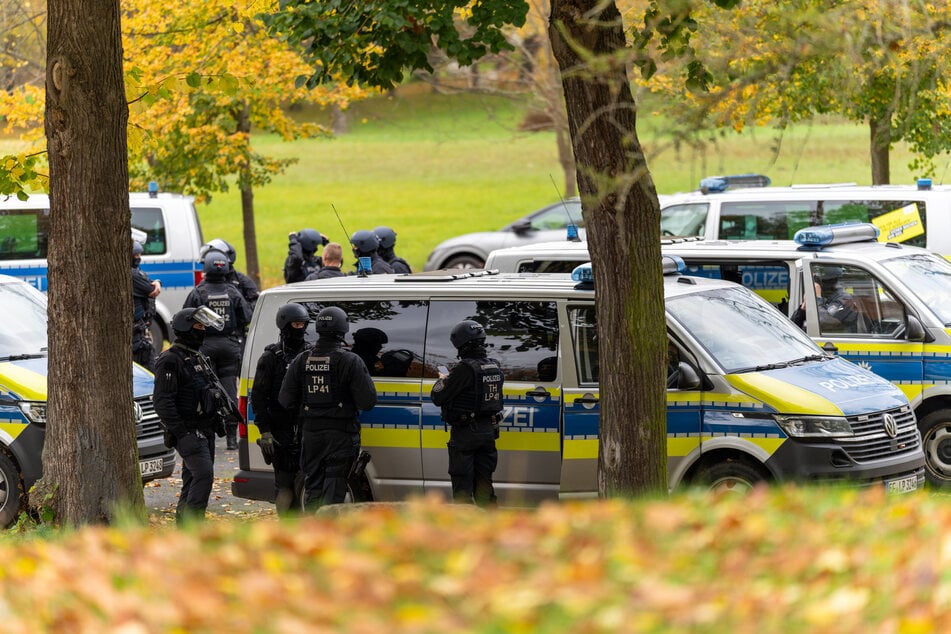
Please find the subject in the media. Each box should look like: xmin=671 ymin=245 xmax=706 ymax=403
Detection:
xmin=0 ymin=274 xmax=174 ymax=527
xmin=659 ymin=174 xmax=951 ymax=253
xmin=231 ymin=262 xmax=925 ymax=504
xmin=0 ymin=186 xmax=204 ymax=347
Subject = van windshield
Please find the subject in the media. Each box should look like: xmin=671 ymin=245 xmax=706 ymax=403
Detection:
xmin=0 ymin=280 xmax=48 ymax=359
xmin=667 ymin=285 xmax=820 ymax=374
xmin=660 ymin=203 xmax=708 ymax=237
xmin=880 ymin=253 xmax=951 ymax=325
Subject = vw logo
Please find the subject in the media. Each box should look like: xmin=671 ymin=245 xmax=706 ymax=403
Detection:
xmin=133 ymin=402 xmax=143 ymax=424
xmin=883 ymin=413 xmax=898 ymax=438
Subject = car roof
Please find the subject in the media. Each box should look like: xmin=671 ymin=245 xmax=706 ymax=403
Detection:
xmin=659 ymin=237 xmax=936 ymax=265
xmin=662 ymin=183 xmax=951 ymax=204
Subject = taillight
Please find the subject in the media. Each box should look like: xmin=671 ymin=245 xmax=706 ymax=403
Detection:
xmin=238 ymin=396 xmax=248 ymax=437
xmin=193 ymin=269 xmax=204 ymax=285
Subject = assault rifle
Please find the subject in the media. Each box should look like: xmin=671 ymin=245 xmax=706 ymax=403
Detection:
xmin=192 ymin=351 xmax=243 ymax=436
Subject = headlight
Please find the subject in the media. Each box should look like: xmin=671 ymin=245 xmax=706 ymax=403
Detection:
xmin=775 ymin=415 xmax=852 ymax=438
xmin=18 ymin=401 xmax=47 ymax=425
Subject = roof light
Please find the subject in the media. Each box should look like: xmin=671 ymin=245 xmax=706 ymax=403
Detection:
xmin=662 ymin=255 xmax=685 ymax=275
xmin=148 ymin=181 xmax=159 ymax=198
xmin=357 ymin=256 xmax=372 ymax=277
xmin=699 ymin=173 xmax=771 ymax=194
xmin=566 ymin=223 xmax=580 ymax=241
xmin=571 ymin=262 xmax=594 ymax=284
xmin=917 ymin=178 xmax=932 ymax=191
xmin=794 ymin=222 xmax=879 ymax=248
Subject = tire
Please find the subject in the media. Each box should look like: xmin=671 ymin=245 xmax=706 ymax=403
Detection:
xmin=0 ymin=450 xmax=25 ymax=528
xmin=150 ymin=319 xmax=167 ymax=354
xmin=918 ymin=410 xmax=951 ymax=487
xmin=444 ymin=254 xmax=484 ymax=270
xmin=694 ymin=458 xmax=768 ymax=493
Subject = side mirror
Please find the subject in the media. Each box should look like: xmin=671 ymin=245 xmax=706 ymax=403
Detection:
xmin=511 ymin=219 xmax=533 ymax=235
xmin=906 ymin=315 xmax=930 ymax=342
xmin=676 ymin=362 xmax=702 ymax=390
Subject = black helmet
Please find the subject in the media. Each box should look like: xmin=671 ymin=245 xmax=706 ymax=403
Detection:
xmin=200 ymin=238 xmax=236 ymax=264
xmin=276 ymin=303 xmax=311 ymax=330
xmin=373 ymin=226 xmax=397 ymax=250
xmin=203 ymin=251 xmax=230 ymax=278
xmin=298 ymin=228 xmax=323 ymax=253
xmin=450 ymin=320 xmax=486 ymax=349
xmin=815 ymin=266 xmax=844 ymax=282
xmin=350 ymin=230 xmax=380 ymax=255
xmin=315 ymin=306 xmax=349 ymax=335
xmin=353 ymin=327 xmax=388 ymax=347
xmin=132 ymin=241 xmax=144 ymax=256
xmin=171 ymin=306 xmax=224 ymax=334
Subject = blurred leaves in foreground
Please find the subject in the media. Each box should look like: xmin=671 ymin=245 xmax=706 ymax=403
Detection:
xmin=1 ymin=486 xmax=948 ymax=632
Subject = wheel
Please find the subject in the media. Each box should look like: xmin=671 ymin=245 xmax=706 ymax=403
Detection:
xmin=0 ymin=450 xmax=25 ymax=528
xmin=918 ymin=410 xmax=951 ymax=487
xmin=443 ymin=254 xmax=484 ymax=270
xmin=694 ymin=458 xmax=768 ymax=493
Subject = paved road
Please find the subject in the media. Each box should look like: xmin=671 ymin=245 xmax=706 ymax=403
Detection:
xmin=144 ymin=435 xmax=276 ymax=523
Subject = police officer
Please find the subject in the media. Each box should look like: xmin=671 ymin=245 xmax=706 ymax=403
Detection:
xmin=284 ymin=228 xmax=326 ymax=283
xmin=153 ymin=307 xmax=227 ymax=524
xmin=131 ymin=240 xmax=161 ymax=370
xmin=279 ymin=306 xmax=377 ymax=511
xmin=792 ymin=266 xmax=863 ymax=332
xmin=352 ymin=327 xmax=388 ymax=375
xmin=350 ymin=230 xmax=394 ymax=275
xmin=200 ymin=238 xmax=259 ymax=311
xmin=306 ymin=242 xmax=345 ymax=280
xmin=430 ymin=320 xmax=504 ymax=507
xmin=373 ymin=226 xmax=412 ymax=274
xmin=183 ymin=251 xmax=252 ymax=449
xmin=251 ymin=303 xmax=311 ymax=516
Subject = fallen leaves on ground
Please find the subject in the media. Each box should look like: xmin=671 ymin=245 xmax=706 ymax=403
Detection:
xmin=1 ymin=485 xmax=948 ymax=633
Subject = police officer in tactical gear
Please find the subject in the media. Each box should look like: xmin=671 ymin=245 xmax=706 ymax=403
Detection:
xmin=183 ymin=251 xmax=252 ymax=449
xmin=153 ymin=306 xmax=229 ymax=524
xmin=352 ymin=327 xmax=388 ymax=375
xmin=792 ymin=266 xmax=862 ymax=332
xmin=200 ymin=238 xmax=259 ymax=311
xmin=306 ymin=242 xmax=345 ymax=280
xmin=430 ymin=320 xmax=504 ymax=506
xmin=284 ymin=228 xmax=327 ymax=283
xmin=350 ymin=230 xmax=394 ymax=275
xmin=251 ymin=302 xmax=311 ymax=516
xmin=131 ymin=240 xmax=161 ymax=370
xmin=279 ymin=306 xmax=377 ymax=511
xmin=372 ymin=226 xmax=412 ymax=274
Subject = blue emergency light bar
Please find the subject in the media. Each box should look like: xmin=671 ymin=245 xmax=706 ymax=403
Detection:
xmin=571 ymin=256 xmax=685 ymax=286
xmin=566 ymin=223 xmax=580 ymax=241
xmin=794 ymin=222 xmax=879 ymax=249
xmin=148 ymin=181 xmax=159 ymax=198
xmin=699 ymin=173 xmax=771 ymax=194
xmin=571 ymin=262 xmax=593 ymax=284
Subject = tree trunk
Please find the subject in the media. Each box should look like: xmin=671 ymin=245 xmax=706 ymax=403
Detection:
xmin=41 ymin=0 xmax=144 ymax=525
xmin=870 ymin=115 xmax=891 ymax=185
xmin=236 ymin=101 xmax=261 ymax=289
xmin=550 ymin=0 xmax=668 ymax=495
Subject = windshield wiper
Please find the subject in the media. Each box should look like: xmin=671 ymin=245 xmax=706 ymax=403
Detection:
xmin=0 ymin=353 xmax=48 ymax=362
xmin=732 ymin=362 xmax=792 ymax=373
xmin=789 ymin=354 xmax=828 ymax=365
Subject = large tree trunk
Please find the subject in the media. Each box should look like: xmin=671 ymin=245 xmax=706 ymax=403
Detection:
xmin=236 ymin=101 xmax=261 ymax=288
xmin=550 ymin=0 xmax=668 ymax=495
xmin=41 ymin=0 xmax=143 ymax=525
xmin=870 ymin=115 xmax=891 ymax=185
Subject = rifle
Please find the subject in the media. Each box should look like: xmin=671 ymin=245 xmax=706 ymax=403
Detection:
xmin=191 ymin=351 xmax=243 ymax=436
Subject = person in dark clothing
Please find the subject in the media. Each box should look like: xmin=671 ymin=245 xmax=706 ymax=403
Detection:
xmin=200 ymin=238 xmax=259 ymax=311
xmin=284 ymin=228 xmax=326 ymax=283
xmin=251 ymin=302 xmax=311 ymax=516
xmin=350 ymin=230 xmax=394 ymax=275
xmin=792 ymin=267 xmax=862 ymax=332
xmin=183 ymin=251 xmax=252 ymax=449
xmin=306 ymin=242 xmax=345 ymax=280
xmin=131 ymin=240 xmax=161 ymax=370
xmin=430 ymin=320 xmax=504 ymax=507
xmin=372 ymin=226 xmax=412 ymax=274
xmin=279 ymin=306 xmax=377 ymax=511
xmin=352 ymin=327 xmax=388 ymax=375
xmin=153 ymin=306 xmax=228 ymax=524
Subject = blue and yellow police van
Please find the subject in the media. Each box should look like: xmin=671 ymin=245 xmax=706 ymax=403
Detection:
xmin=0 ymin=274 xmax=174 ymax=527
xmin=231 ymin=257 xmax=925 ymax=505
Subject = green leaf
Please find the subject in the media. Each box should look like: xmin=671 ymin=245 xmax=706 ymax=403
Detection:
xmin=186 ymin=72 xmax=202 ymax=88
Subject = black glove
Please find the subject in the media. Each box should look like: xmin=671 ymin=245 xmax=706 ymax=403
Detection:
xmin=163 ymin=430 xmax=177 ymax=449
xmin=215 ymin=420 xmax=227 ymax=438
xmin=257 ymin=431 xmax=279 ymax=465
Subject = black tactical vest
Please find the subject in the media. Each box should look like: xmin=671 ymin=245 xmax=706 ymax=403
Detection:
xmin=302 ymin=350 xmax=340 ymax=410
xmin=201 ymin=286 xmax=236 ymax=335
xmin=446 ymin=357 xmax=503 ymax=423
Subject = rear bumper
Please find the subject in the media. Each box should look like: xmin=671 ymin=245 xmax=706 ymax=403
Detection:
xmin=231 ymin=469 xmax=275 ymax=502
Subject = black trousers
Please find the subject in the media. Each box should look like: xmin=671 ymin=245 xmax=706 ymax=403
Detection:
xmin=447 ymin=422 xmax=498 ymax=507
xmin=300 ymin=427 xmax=359 ymax=512
xmin=272 ymin=438 xmax=303 ymax=516
xmin=175 ymin=430 xmax=216 ymax=523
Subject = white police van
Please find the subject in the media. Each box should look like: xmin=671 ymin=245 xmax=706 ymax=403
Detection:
xmin=0 ymin=186 xmax=204 ymax=347
xmin=231 ymin=261 xmax=924 ymax=504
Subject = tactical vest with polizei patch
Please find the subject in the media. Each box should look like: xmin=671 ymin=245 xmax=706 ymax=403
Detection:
xmin=200 ymin=285 xmax=236 ymax=335
xmin=302 ymin=350 xmax=340 ymax=411
xmin=445 ymin=358 xmax=503 ymax=423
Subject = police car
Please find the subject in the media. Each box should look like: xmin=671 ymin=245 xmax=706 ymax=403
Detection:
xmin=0 ymin=274 xmax=174 ymax=527
xmin=231 ymin=258 xmax=925 ymax=505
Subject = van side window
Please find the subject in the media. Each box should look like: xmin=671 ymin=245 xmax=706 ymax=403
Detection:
xmin=517 ymin=260 xmax=584 ymax=274
xmin=808 ymin=265 xmax=906 ymax=338
xmin=0 ymin=208 xmax=50 ymax=260
xmin=719 ymin=201 xmax=815 ymax=240
xmin=821 ymin=200 xmax=926 ymax=247
xmin=568 ymin=306 xmax=599 ymax=384
xmin=131 ymin=207 xmax=168 ymax=255
xmin=682 ymin=261 xmax=792 ymax=312
xmin=300 ymin=300 xmax=428 ymax=378
xmin=660 ymin=203 xmax=708 ymax=237
xmin=427 ymin=301 xmax=558 ymax=381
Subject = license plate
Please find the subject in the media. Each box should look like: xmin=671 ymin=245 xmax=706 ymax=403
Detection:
xmin=139 ymin=457 xmax=165 ymax=477
xmin=885 ymin=474 xmax=918 ymax=494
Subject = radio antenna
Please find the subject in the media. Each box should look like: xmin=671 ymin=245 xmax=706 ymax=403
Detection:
xmin=549 ymin=174 xmax=581 ymax=241
xmin=331 ymin=203 xmax=352 ymax=244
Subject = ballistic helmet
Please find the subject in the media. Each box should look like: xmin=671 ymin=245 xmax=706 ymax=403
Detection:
xmin=200 ymin=238 xmax=236 ymax=264
xmin=203 ymin=251 xmax=230 ymax=279
xmin=450 ymin=320 xmax=486 ymax=349
xmin=353 ymin=327 xmax=388 ymax=348
xmin=350 ymin=230 xmax=380 ymax=255
xmin=315 ymin=306 xmax=349 ymax=335
xmin=815 ymin=266 xmax=844 ymax=282
xmin=373 ymin=226 xmax=397 ymax=250
xmin=171 ymin=306 xmax=224 ymax=334
xmin=298 ymin=228 xmax=323 ymax=254
xmin=276 ymin=303 xmax=311 ymax=330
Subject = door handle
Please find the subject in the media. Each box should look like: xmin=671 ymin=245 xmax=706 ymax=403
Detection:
xmin=574 ymin=396 xmax=599 ymax=404
xmin=525 ymin=388 xmax=550 ymax=398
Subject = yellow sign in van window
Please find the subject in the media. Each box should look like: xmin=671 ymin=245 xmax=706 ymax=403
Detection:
xmin=873 ymin=203 xmax=924 ymax=243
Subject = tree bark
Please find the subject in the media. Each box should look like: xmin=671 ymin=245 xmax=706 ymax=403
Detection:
xmin=236 ymin=101 xmax=261 ymax=288
xmin=550 ymin=0 xmax=668 ymax=495
xmin=870 ymin=114 xmax=891 ymax=185
xmin=41 ymin=0 xmax=144 ymax=525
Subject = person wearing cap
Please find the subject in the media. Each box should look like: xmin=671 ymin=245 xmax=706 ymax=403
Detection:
xmin=284 ymin=228 xmax=327 ymax=283
xmin=372 ymin=226 xmax=412 ymax=274
xmin=153 ymin=307 xmax=228 ymax=524
xmin=279 ymin=306 xmax=377 ymax=510
xmin=131 ymin=240 xmax=161 ymax=370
